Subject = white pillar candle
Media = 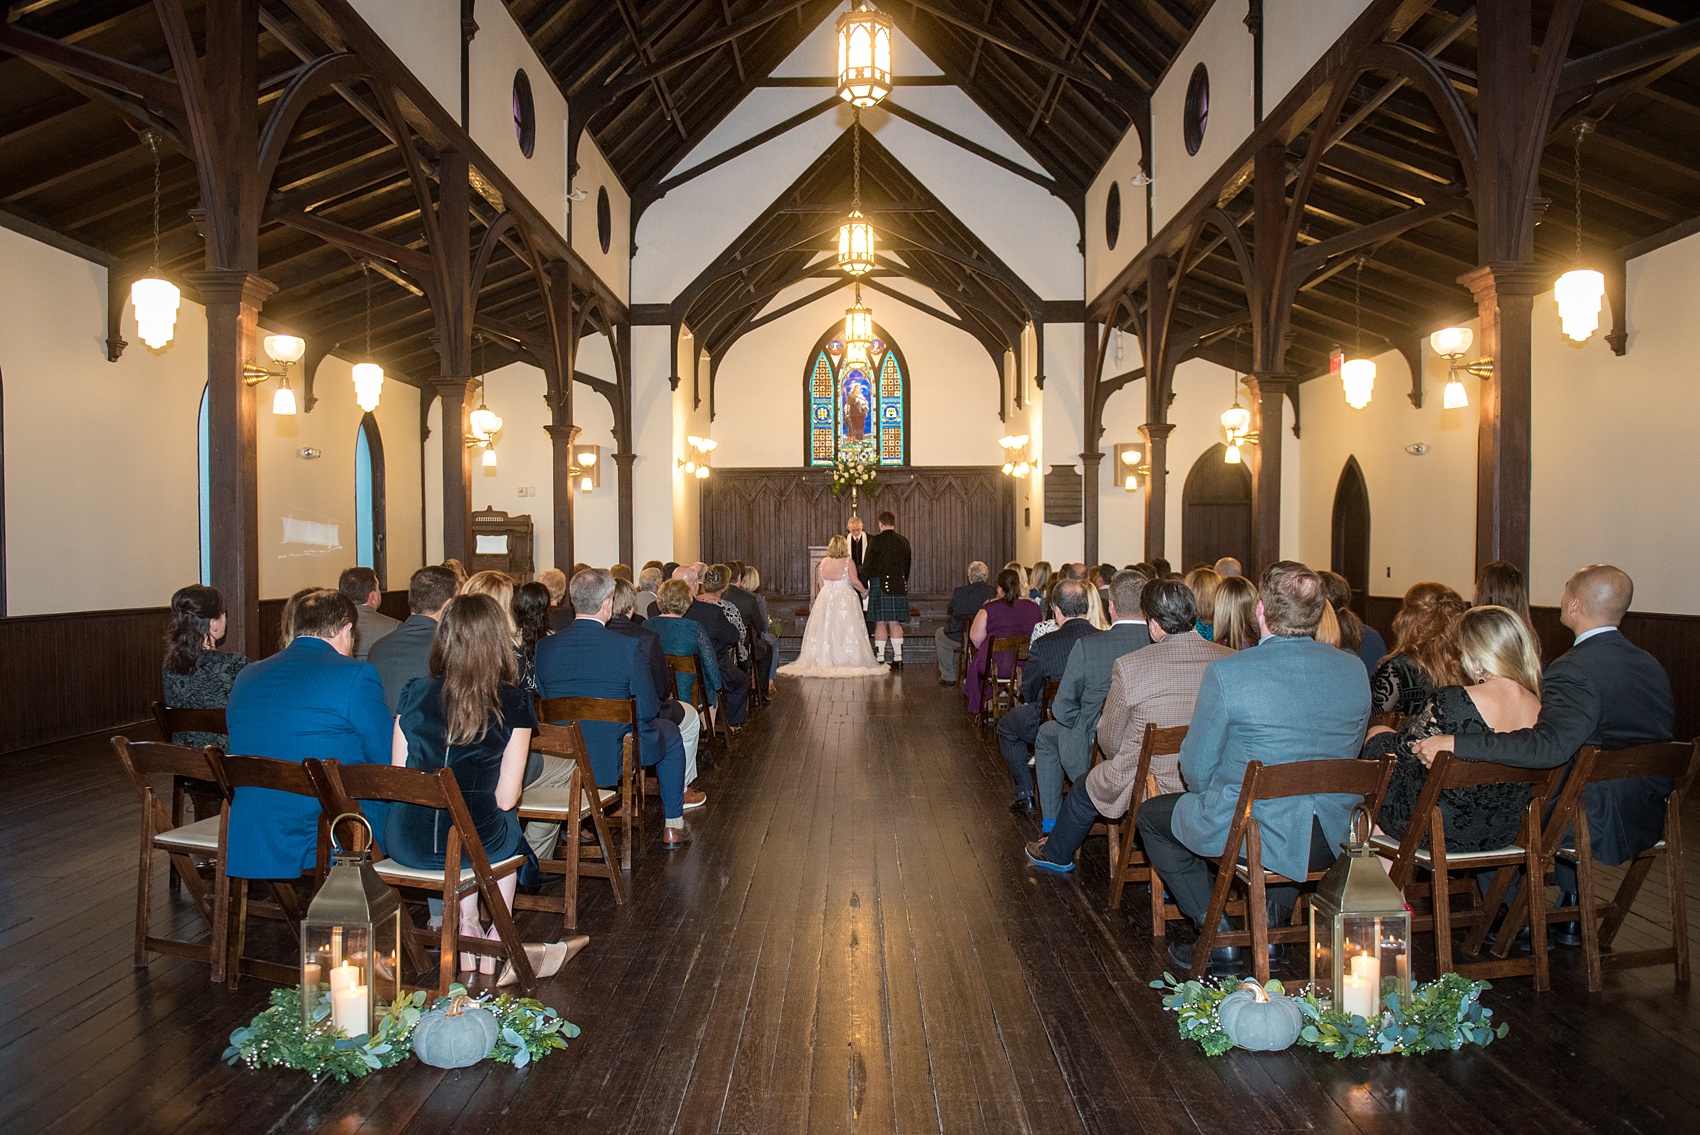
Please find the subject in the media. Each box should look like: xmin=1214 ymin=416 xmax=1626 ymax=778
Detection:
xmin=331 ymin=928 xmax=343 ymax=968
xmin=332 ymin=984 xmax=370 ymax=1037
xmin=329 ymin=961 xmax=359 ymax=995
xmin=1396 ymin=954 xmax=1410 ymax=988
xmin=1350 ymin=952 xmax=1381 ymax=990
xmin=1340 ymin=975 xmax=1375 ymax=1018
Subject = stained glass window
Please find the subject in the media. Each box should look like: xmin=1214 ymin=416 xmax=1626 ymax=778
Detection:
xmin=805 ymin=324 xmax=907 ymax=467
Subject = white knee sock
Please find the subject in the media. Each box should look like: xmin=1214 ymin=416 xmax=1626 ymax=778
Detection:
xmin=892 ymin=641 xmax=903 ymax=660
xmin=875 ymin=640 xmax=886 ymax=661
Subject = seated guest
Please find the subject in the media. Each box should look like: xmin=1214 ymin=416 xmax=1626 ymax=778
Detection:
xmin=662 ymin=561 xmax=680 ymax=584
xmin=1029 ymin=561 xmax=1053 ymax=603
xmin=1214 ymin=556 xmax=1242 ymax=578
xmin=1063 ymin=562 xmax=1088 ymax=581
xmin=1474 ymin=560 xmax=1537 ymax=647
xmin=996 ymin=579 xmax=1099 ymax=814
xmin=226 ymin=590 xmax=392 ymax=880
xmin=462 ymin=570 xmax=528 ymax=686
xmin=723 ymin=562 xmax=772 ymax=701
xmin=1095 ymin=563 xmax=1116 ymax=610
xmin=607 ymin=578 xmax=703 ymax=795
xmin=1319 ymin=570 xmax=1383 ymax=676
xmin=1212 ymin=575 xmax=1261 ymax=650
xmin=1137 ymin=561 xmax=1371 ymax=973
xmin=1367 ymin=605 xmax=1541 ymax=852
xmin=277 ymin=586 xmax=321 ymax=650
xmin=385 ymin=593 xmax=584 ymax=979
xmin=635 ymin=564 xmax=664 ymax=620
xmin=688 ymin=566 xmax=750 ymax=725
xmin=161 ymin=584 xmax=247 ymax=749
xmin=1151 ymin=557 xmax=1172 ymax=578
xmin=651 ymin=579 xmax=726 ymax=720
xmin=339 ymin=566 xmax=400 ymax=661
xmin=1034 ymin=570 xmax=1151 ymax=828
xmin=1081 ymin=577 xmax=1110 ymax=630
xmin=442 ymin=558 xmax=468 ymax=588
xmin=936 ymin=561 xmax=996 ymax=687
xmin=1003 ymin=562 xmax=1029 ymax=601
xmin=535 ymin=569 xmax=697 ymax=847
xmin=513 ymin=581 xmax=553 ymax=693
xmin=741 ymin=566 xmax=781 ymax=690
xmin=610 ymin=563 xmax=633 ymax=583
xmin=1373 ymin=582 xmax=1468 ymax=717
xmin=1026 ymin=579 xmax=1232 ymax=871
xmin=1185 ymin=566 xmax=1221 ymax=642
xmin=965 ymin=568 xmax=1043 ymax=716
xmin=1415 ymin=565 xmax=1675 ymax=940
xmin=369 ymin=565 xmax=459 ymax=714
xmin=537 ymin=568 xmax=573 ymax=631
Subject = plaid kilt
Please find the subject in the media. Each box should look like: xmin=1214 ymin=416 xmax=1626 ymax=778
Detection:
xmin=867 ymin=580 xmax=909 ymax=622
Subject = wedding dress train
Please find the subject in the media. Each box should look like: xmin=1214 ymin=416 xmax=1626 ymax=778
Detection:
xmin=777 ymin=562 xmax=888 ymax=678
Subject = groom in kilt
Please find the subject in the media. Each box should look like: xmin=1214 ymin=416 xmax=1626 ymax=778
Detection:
xmin=863 ymin=511 xmax=913 ymax=668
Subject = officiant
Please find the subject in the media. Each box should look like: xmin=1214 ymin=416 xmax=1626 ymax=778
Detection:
xmin=847 ymin=515 xmax=872 ymax=640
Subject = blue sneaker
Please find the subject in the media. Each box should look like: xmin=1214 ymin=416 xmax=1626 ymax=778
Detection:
xmin=1025 ymin=840 xmax=1074 ymax=873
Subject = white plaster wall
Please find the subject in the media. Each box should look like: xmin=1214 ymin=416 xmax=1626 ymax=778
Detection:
xmin=424 ymin=395 xmax=443 ymax=562
xmin=1263 ymin=0 xmax=1375 ymax=113
xmin=1085 ymin=127 xmax=1149 ymax=304
xmin=629 ymin=324 xmax=677 ymax=565
xmin=1041 ymin=323 xmax=1085 ymax=565
xmin=468 ymin=5 xmax=568 ymax=240
xmin=347 ymin=0 xmax=460 ymax=122
xmin=1151 ymin=2 xmax=1256 ymax=235
xmin=572 ymin=133 xmax=631 ymax=305
xmin=673 ymin=341 xmax=713 ymax=561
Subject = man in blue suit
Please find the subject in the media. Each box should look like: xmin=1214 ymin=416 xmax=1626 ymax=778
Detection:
xmin=534 ymin=568 xmax=697 ymax=848
xmin=1137 ymin=561 xmax=1371 ymax=973
xmin=225 ymin=590 xmax=393 ymax=880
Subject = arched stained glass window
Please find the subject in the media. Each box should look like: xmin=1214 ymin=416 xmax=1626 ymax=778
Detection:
xmin=804 ymin=322 xmax=909 ymax=467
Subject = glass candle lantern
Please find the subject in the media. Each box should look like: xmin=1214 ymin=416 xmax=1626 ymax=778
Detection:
xmin=300 ymin=814 xmax=403 ymax=1037
xmin=1309 ymin=808 xmax=1412 ymax=1017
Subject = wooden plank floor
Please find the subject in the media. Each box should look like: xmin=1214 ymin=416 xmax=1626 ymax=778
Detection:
xmin=3 ymin=673 xmax=1699 ymax=1134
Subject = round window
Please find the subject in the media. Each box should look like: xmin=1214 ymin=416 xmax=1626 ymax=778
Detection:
xmin=1183 ymin=63 xmax=1209 ymax=156
xmin=513 ymin=70 xmax=536 ymax=158
xmin=597 ymin=186 xmax=612 ymax=254
xmin=1105 ymin=181 xmax=1121 ymax=250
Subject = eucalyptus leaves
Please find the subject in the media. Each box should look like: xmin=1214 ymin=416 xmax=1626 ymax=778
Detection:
xmin=1152 ymin=971 xmax=1506 ymax=1059
xmin=224 ymin=984 xmax=579 ymax=1082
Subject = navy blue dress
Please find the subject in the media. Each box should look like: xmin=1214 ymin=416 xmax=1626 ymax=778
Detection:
xmin=385 ymin=678 xmax=536 ymax=869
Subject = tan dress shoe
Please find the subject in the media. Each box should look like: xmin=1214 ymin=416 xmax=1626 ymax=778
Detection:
xmin=682 ymin=787 xmax=708 ymax=810
xmin=662 ymin=823 xmax=693 ymax=849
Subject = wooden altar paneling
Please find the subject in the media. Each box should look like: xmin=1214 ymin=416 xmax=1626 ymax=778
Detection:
xmin=701 ymin=467 xmax=1015 ymax=598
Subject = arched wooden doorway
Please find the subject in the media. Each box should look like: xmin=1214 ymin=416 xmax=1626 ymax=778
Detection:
xmin=1331 ymin=456 xmax=1370 ymax=617
xmin=1180 ymin=444 xmax=1252 ymax=572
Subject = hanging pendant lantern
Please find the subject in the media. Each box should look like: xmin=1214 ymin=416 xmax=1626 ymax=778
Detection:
xmin=1342 ymin=257 xmax=1375 ymax=409
xmin=352 ymin=362 xmax=385 ymax=412
xmin=1219 ymin=402 xmax=1251 ymax=437
xmin=1220 ymin=338 xmax=1254 ymax=463
xmin=130 ymin=131 xmax=181 ymax=350
xmin=1556 ymin=121 xmax=1603 ymax=344
xmin=836 ymin=1 xmax=894 ymax=108
xmin=838 ymin=210 xmax=876 ymax=276
xmin=844 ymin=285 xmax=875 ymax=346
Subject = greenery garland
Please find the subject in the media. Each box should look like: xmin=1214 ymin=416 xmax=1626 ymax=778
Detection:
xmin=829 ymin=455 xmax=878 ymax=498
xmin=224 ymin=984 xmax=580 ymax=1082
xmin=1151 ymin=971 xmax=1506 ymax=1059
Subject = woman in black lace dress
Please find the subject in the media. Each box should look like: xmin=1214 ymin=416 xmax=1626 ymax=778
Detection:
xmin=1364 ymin=605 xmax=1543 ymax=851
xmin=1370 ymin=581 xmax=1469 ymax=716
xmin=161 ymin=585 xmax=248 ymax=749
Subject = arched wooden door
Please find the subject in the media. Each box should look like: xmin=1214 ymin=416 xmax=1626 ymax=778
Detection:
xmin=1331 ymin=457 xmax=1370 ymax=617
xmin=1180 ymin=444 xmax=1252 ymax=572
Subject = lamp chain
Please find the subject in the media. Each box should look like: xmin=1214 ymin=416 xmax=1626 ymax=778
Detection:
xmin=852 ymin=107 xmax=861 ymax=212
xmin=1573 ymin=120 xmax=1590 ymax=265
xmin=363 ymin=262 xmax=372 ymax=357
xmin=1353 ymin=256 xmax=1364 ymax=355
xmin=147 ymin=131 xmax=162 ymax=273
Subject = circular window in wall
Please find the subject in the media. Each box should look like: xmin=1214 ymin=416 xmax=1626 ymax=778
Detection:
xmin=1183 ymin=63 xmax=1209 ymax=156
xmin=1105 ymin=181 xmax=1121 ymax=250
xmin=596 ymin=186 xmax=612 ymax=254
xmin=513 ymin=69 xmax=536 ymax=158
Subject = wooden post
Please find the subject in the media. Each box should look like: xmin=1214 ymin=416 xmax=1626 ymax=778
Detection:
xmin=1138 ymin=421 xmax=1175 ymax=561
xmin=434 ymin=150 xmax=474 ymax=563
xmin=1244 ymin=373 xmax=1294 ymax=574
xmin=546 ymin=260 xmax=577 ymax=571
xmin=546 ymin=423 xmax=581 ymax=570
xmin=1459 ymin=264 xmax=1542 ymax=573
xmin=1142 ymin=257 xmax=1176 ymax=564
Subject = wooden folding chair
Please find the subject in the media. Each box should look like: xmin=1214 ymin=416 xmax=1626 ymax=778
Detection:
xmin=1539 ymin=740 xmax=1700 ymax=991
xmin=112 ymin=737 xmax=231 ymax=983
xmin=1188 ymin=757 xmax=1394 ymax=984
xmin=977 ymin=636 xmax=1028 ymax=733
xmin=149 ymin=702 xmax=227 ymax=828
xmin=536 ymin=695 xmax=644 ymax=870
xmin=1106 ymin=724 xmax=1191 ymax=938
xmin=214 ymin=753 xmax=342 ymax=989
xmin=666 ymin=654 xmax=727 ymax=763
xmin=514 ymin=721 xmax=628 ymax=933
xmin=306 ymin=760 xmax=535 ymax=997
xmin=1038 ymin=677 xmax=1062 ymax=721
xmin=1370 ymin=753 xmax=1564 ymax=990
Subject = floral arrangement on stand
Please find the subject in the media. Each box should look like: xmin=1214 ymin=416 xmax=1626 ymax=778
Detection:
xmin=1151 ymin=972 xmax=1506 ymax=1059
xmin=224 ymin=984 xmax=579 ymax=1082
xmin=829 ymin=454 xmax=879 ymax=499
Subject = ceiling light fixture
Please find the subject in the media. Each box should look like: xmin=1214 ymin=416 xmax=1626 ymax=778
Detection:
xmin=1554 ymin=120 xmax=1604 ymax=343
xmin=838 ymin=109 xmax=876 ymax=276
xmin=353 ymin=263 xmax=385 ymax=411
xmin=130 ymin=130 xmax=181 ymax=350
xmin=1341 ymin=256 xmax=1375 ymax=409
xmin=465 ymin=336 xmax=502 ymax=466
xmin=836 ymin=1 xmax=893 ymax=108
xmin=1220 ymin=336 xmax=1255 ymax=463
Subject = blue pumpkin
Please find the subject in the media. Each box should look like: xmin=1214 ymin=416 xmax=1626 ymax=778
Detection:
xmin=1217 ymin=981 xmax=1303 ymax=1051
xmin=413 ymin=995 xmax=499 ymax=1068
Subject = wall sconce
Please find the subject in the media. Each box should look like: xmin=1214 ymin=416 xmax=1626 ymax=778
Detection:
xmin=571 ymin=443 xmax=601 ymax=492
xmin=1428 ymin=327 xmax=1493 ymax=409
xmin=998 ymin=434 xmax=1031 ymax=477
xmin=680 ymin=434 xmax=715 ymax=480
xmin=1112 ymin=442 xmax=1148 ymax=491
xmin=246 ymin=333 xmax=306 ymax=416
xmin=464 ymin=382 xmax=503 ymax=468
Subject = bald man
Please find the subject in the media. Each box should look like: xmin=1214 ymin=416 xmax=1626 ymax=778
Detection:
xmin=1214 ymin=557 xmax=1242 ymax=578
xmin=1416 ymin=564 xmax=1674 ymax=939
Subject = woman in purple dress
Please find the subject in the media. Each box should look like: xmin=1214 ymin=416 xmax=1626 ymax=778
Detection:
xmin=964 ymin=568 xmax=1043 ymax=715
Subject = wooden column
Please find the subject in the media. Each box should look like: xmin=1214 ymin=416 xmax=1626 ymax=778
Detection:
xmin=545 ymin=423 xmax=581 ymax=570
xmin=1245 ymin=373 xmax=1294 ymax=575
xmin=433 ymin=150 xmax=474 ymax=563
xmin=1142 ymin=257 xmax=1177 ymax=565
xmin=1459 ymin=263 xmax=1543 ymax=573
xmin=433 ymin=377 xmax=472 ymax=563
xmin=1080 ymin=315 xmax=1102 ymax=564
xmin=545 ymin=260 xmax=577 ymax=571
xmin=1138 ymin=421 xmax=1174 ymax=561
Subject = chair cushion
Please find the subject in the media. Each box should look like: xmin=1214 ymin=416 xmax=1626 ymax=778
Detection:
xmin=154 ymin=816 xmax=222 ymax=852
xmin=516 ymin=785 xmax=618 ymax=819
xmin=1369 ymin=832 xmax=1526 ymax=865
xmin=375 ymin=854 xmax=526 ymax=886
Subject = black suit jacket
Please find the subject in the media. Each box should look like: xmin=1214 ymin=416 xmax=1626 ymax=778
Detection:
xmin=863 ymin=529 xmax=912 ymax=595
xmin=685 ymin=598 xmax=741 ymax=656
xmin=607 ymin=615 xmax=671 ymax=711
xmin=1455 ymin=628 xmax=1675 ymax=864
xmin=724 ymin=585 xmax=762 ymax=641
xmin=945 ymin=581 xmax=997 ymax=642
xmin=1020 ymin=619 xmax=1099 ymax=704
xmin=366 ymin=613 xmax=436 ymax=714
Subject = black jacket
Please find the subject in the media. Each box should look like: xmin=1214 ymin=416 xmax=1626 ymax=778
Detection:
xmin=1020 ymin=619 xmax=1099 ymax=705
xmin=1454 ymin=628 xmax=1675 ymax=864
xmin=724 ymin=584 xmax=763 ymax=641
xmin=945 ymin=581 xmax=997 ymax=642
xmin=685 ymin=598 xmax=741 ymax=656
xmin=863 ymin=529 xmax=912 ymax=595
xmin=847 ymin=532 xmax=870 ymax=578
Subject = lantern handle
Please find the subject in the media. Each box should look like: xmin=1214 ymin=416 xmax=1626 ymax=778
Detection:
xmin=1345 ymin=803 xmax=1374 ymax=850
xmin=328 ymin=811 xmax=376 ymax=855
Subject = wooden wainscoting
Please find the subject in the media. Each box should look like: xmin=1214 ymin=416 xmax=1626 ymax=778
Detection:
xmin=1365 ymin=596 xmax=1699 ymax=740
xmin=700 ymin=467 xmax=1015 ymax=599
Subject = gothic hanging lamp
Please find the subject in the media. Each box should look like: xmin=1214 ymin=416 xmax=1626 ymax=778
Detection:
xmin=1554 ymin=120 xmax=1605 ymax=343
xmin=836 ymin=1 xmax=893 ymax=108
xmin=129 ymin=130 xmax=181 ymax=350
xmin=844 ymin=283 xmax=874 ymax=347
xmin=1341 ymin=257 xmax=1376 ymax=409
xmin=466 ymin=336 xmax=502 ymax=467
xmin=1220 ymin=333 xmax=1253 ymax=464
xmin=838 ymin=109 xmax=876 ymax=276
xmin=352 ymin=263 xmax=385 ymax=412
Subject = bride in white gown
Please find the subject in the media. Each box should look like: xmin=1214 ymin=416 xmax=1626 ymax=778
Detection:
xmin=777 ymin=535 xmax=890 ymax=678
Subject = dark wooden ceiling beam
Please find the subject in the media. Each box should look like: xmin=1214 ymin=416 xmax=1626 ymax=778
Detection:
xmin=1558 ymin=16 xmax=1700 ymax=96
xmin=0 ymin=19 xmax=182 ymax=107
xmin=593 ymin=0 xmax=820 ymax=102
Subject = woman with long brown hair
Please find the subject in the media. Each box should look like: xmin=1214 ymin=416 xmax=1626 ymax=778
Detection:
xmin=1212 ymin=575 xmax=1261 ymax=650
xmin=384 ymin=593 xmax=579 ymax=982
xmin=1372 ymin=581 xmax=1469 ymax=716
